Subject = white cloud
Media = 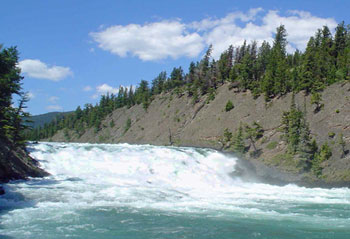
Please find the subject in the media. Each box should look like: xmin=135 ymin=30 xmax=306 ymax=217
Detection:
xmin=197 ymin=9 xmax=337 ymax=57
xmin=83 ymin=86 xmax=93 ymax=92
xmin=97 ymin=83 xmax=119 ymax=94
xmin=91 ymin=9 xmax=337 ymax=60
xmin=261 ymin=10 xmax=337 ymax=51
xmin=49 ymin=96 xmax=59 ymax=103
xmin=18 ymin=59 xmax=72 ymax=81
xmin=92 ymin=84 xmax=134 ymax=99
xmin=46 ymin=105 xmax=63 ymax=111
xmin=26 ymin=92 xmax=35 ymax=99
xmin=190 ymin=8 xmax=264 ymax=31
xmin=90 ymin=21 xmax=204 ymax=61
xmin=92 ymin=83 xmax=119 ymax=99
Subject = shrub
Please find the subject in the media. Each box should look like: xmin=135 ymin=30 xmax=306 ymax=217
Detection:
xmin=328 ymin=132 xmax=335 ymax=138
xmin=206 ymin=89 xmax=215 ymax=104
xmin=261 ymin=136 xmax=268 ymax=144
xmin=63 ymin=129 xmax=70 ymax=140
xmin=124 ymin=118 xmax=131 ymax=133
xmin=312 ymin=142 xmax=332 ymax=177
xmin=311 ymin=91 xmax=324 ymax=113
xmin=223 ymin=128 xmax=233 ymax=143
xmin=225 ymin=100 xmax=234 ymax=112
xmin=266 ymin=141 xmax=278 ymax=150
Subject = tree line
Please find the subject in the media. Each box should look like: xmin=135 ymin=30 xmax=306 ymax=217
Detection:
xmin=27 ymin=22 xmax=350 ymax=140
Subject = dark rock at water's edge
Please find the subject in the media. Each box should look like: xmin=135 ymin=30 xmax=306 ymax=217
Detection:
xmin=0 ymin=186 xmax=5 ymax=195
xmin=0 ymin=139 xmax=49 ymax=183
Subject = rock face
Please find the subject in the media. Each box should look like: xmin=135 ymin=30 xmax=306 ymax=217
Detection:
xmin=50 ymin=82 xmax=350 ymax=187
xmin=0 ymin=140 xmax=49 ymax=183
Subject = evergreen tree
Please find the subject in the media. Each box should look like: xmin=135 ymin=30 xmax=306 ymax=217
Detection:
xmin=0 ymin=46 xmax=22 ymax=141
xmin=218 ymin=45 xmax=233 ymax=83
xmin=282 ymin=94 xmax=314 ymax=164
xmin=233 ymin=124 xmax=245 ymax=154
xmin=262 ymin=25 xmax=290 ymax=99
xmin=244 ymin=121 xmax=263 ymax=153
xmin=0 ymin=46 xmax=30 ymax=146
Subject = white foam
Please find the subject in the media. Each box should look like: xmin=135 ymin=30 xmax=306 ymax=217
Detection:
xmin=1 ymin=142 xmax=350 ymax=236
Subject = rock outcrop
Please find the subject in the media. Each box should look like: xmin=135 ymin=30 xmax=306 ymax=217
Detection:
xmin=0 ymin=140 xmax=48 ymax=184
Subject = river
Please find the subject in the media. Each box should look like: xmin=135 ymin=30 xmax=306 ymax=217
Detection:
xmin=0 ymin=142 xmax=350 ymax=238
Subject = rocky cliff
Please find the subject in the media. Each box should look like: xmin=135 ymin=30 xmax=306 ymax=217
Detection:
xmin=0 ymin=140 xmax=48 ymax=184
xmin=49 ymin=82 xmax=350 ymax=187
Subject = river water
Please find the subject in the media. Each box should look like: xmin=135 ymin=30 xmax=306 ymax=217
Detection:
xmin=0 ymin=142 xmax=350 ymax=238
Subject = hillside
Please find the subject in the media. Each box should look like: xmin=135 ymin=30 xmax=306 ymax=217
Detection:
xmin=48 ymin=81 xmax=350 ymax=187
xmin=25 ymin=111 xmax=72 ymax=129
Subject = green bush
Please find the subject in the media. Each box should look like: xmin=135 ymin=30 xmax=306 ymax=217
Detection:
xmin=328 ymin=132 xmax=335 ymax=138
xmin=266 ymin=141 xmax=278 ymax=150
xmin=124 ymin=118 xmax=131 ymax=133
xmin=312 ymin=142 xmax=332 ymax=177
xmin=225 ymin=100 xmax=234 ymax=112
xmin=206 ymin=89 xmax=215 ymax=104
xmin=223 ymin=128 xmax=233 ymax=142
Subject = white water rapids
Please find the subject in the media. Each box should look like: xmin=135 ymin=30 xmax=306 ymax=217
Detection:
xmin=0 ymin=142 xmax=350 ymax=238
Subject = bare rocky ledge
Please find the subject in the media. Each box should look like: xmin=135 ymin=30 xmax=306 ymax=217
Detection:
xmin=0 ymin=140 xmax=49 ymax=189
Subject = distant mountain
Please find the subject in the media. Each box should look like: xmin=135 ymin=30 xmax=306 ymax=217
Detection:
xmin=26 ymin=112 xmax=72 ymax=129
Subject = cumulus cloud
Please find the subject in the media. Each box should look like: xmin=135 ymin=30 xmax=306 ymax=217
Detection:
xmin=49 ymin=96 xmax=59 ymax=103
xmin=92 ymin=84 xmax=134 ymax=99
xmin=92 ymin=83 xmax=119 ymax=99
xmin=195 ymin=9 xmax=337 ymax=57
xmin=97 ymin=83 xmax=119 ymax=95
xmin=18 ymin=59 xmax=72 ymax=81
xmin=261 ymin=10 xmax=337 ymax=51
xmin=90 ymin=21 xmax=204 ymax=61
xmin=91 ymin=9 xmax=337 ymax=60
xmin=46 ymin=105 xmax=63 ymax=111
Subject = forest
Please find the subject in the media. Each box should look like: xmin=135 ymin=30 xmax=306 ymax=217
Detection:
xmin=26 ymin=22 xmax=350 ymax=141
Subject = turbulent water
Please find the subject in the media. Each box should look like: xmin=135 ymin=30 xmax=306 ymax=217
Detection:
xmin=0 ymin=142 xmax=350 ymax=238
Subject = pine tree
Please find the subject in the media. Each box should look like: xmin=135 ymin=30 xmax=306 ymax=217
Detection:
xmin=218 ymin=45 xmax=233 ymax=82
xmin=0 ymin=46 xmax=22 ymax=141
xmin=11 ymin=94 xmax=30 ymax=146
xmin=244 ymin=122 xmax=263 ymax=152
xmin=0 ymin=46 xmax=31 ymax=147
xmin=233 ymin=124 xmax=245 ymax=154
xmin=262 ymin=25 xmax=290 ymax=98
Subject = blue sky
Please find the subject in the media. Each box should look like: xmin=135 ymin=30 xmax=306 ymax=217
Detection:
xmin=1 ymin=0 xmax=349 ymax=115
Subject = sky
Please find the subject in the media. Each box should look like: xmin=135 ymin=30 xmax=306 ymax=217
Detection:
xmin=1 ymin=0 xmax=349 ymax=115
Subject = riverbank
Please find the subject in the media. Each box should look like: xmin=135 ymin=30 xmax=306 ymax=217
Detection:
xmin=46 ymin=82 xmax=350 ymax=188
xmin=0 ymin=140 xmax=49 ymax=186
